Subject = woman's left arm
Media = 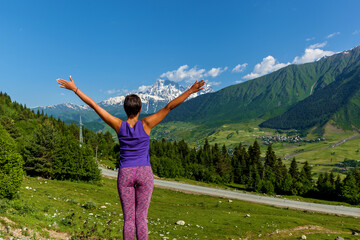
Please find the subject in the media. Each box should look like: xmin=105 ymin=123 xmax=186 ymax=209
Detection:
xmin=57 ymin=76 xmax=122 ymax=133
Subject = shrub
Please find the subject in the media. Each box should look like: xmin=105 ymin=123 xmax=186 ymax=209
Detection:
xmin=0 ymin=125 xmax=24 ymax=199
xmin=82 ymin=201 xmax=97 ymax=209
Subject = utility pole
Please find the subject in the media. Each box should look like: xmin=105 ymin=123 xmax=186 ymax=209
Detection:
xmin=79 ymin=116 xmax=83 ymax=147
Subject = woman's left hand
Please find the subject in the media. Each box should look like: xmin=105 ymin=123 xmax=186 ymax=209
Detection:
xmin=57 ymin=76 xmax=77 ymax=92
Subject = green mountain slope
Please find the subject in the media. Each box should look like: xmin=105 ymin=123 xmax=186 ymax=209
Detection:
xmin=260 ymin=48 xmax=360 ymax=130
xmin=260 ymin=67 xmax=360 ymax=130
xmin=165 ymin=46 xmax=360 ymax=129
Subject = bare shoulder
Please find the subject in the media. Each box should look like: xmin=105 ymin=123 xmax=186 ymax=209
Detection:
xmin=141 ymin=119 xmax=151 ymax=136
xmin=113 ymin=118 xmax=123 ymax=134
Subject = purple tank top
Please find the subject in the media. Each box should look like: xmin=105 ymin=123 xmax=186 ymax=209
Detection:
xmin=117 ymin=120 xmax=151 ymax=168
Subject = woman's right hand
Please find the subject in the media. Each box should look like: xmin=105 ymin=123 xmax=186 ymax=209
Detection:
xmin=57 ymin=76 xmax=77 ymax=92
xmin=189 ymin=80 xmax=206 ymax=94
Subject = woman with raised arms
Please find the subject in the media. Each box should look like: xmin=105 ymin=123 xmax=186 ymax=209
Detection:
xmin=57 ymin=76 xmax=205 ymax=240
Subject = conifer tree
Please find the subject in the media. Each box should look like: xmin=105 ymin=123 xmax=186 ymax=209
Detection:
xmin=340 ymin=173 xmax=360 ymax=204
xmin=264 ymin=144 xmax=276 ymax=170
xmin=302 ymin=161 xmax=312 ymax=182
xmin=289 ymin=158 xmax=299 ymax=181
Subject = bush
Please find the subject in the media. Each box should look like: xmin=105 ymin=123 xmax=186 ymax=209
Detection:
xmin=0 ymin=125 xmax=24 ymax=199
xmin=82 ymin=201 xmax=97 ymax=209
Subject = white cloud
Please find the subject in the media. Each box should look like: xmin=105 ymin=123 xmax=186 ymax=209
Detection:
xmin=292 ymin=48 xmax=335 ymax=64
xmin=326 ymin=32 xmax=340 ymax=39
xmin=138 ymin=85 xmax=151 ymax=92
xmin=309 ymin=41 xmax=327 ymax=49
xmin=207 ymin=81 xmax=222 ymax=86
xmin=106 ymin=89 xmax=116 ymax=94
xmin=160 ymin=65 xmax=226 ymax=83
xmin=306 ymin=37 xmax=315 ymax=41
xmin=205 ymin=67 xmax=228 ymax=78
xmin=232 ymin=63 xmax=248 ymax=73
xmin=243 ymin=56 xmax=290 ymax=80
xmin=160 ymin=65 xmax=205 ymax=83
xmin=106 ymin=89 xmax=122 ymax=94
xmin=241 ymin=41 xmax=337 ymax=80
xmin=353 ymin=30 xmax=360 ymax=35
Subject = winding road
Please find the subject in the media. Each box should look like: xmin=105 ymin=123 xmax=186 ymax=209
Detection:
xmin=100 ymin=167 xmax=360 ymax=218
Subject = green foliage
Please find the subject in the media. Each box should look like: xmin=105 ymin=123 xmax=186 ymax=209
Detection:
xmin=82 ymin=201 xmax=97 ymax=210
xmin=0 ymin=124 xmax=24 ymax=199
xmin=0 ymin=91 xmax=111 ymax=183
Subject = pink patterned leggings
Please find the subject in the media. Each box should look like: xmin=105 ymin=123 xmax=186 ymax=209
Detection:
xmin=117 ymin=166 xmax=154 ymax=240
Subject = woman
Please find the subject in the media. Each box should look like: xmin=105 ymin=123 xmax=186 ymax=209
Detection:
xmin=57 ymin=76 xmax=205 ymax=240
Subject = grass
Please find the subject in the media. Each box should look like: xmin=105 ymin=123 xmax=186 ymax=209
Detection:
xmin=1 ymin=176 xmax=360 ymax=239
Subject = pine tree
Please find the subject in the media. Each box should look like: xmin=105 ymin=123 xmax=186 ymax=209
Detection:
xmin=264 ymin=144 xmax=276 ymax=170
xmin=302 ymin=161 xmax=312 ymax=182
xmin=22 ymin=120 xmax=59 ymax=178
xmin=289 ymin=158 xmax=299 ymax=181
xmin=340 ymin=173 xmax=360 ymax=204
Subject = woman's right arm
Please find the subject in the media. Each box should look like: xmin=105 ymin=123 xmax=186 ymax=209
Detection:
xmin=142 ymin=80 xmax=205 ymax=134
xmin=57 ymin=76 xmax=122 ymax=133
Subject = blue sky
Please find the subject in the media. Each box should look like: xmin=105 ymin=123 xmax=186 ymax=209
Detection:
xmin=1 ymin=0 xmax=359 ymax=107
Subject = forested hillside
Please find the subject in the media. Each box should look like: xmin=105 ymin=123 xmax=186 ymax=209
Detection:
xmin=0 ymin=92 xmax=118 ymax=189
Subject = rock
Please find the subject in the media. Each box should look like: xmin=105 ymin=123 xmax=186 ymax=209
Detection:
xmin=301 ymin=235 xmax=307 ymax=239
xmin=335 ymin=237 xmax=344 ymax=240
xmin=245 ymin=214 xmax=250 ymax=217
xmin=100 ymin=206 xmax=106 ymax=209
xmin=176 ymin=220 xmax=185 ymax=225
xmin=228 ymin=199 xmax=233 ymax=203
xmin=352 ymin=231 xmax=359 ymax=235
xmin=52 ymin=222 xmax=59 ymax=228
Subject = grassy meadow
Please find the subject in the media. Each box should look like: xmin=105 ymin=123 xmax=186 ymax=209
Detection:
xmin=1 ymin=175 xmax=359 ymax=240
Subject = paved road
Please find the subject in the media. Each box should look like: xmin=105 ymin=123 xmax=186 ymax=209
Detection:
xmin=100 ymin=167 xmax=360 ymax=218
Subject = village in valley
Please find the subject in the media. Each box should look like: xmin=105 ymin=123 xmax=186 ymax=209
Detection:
xmin=261 ymin=135 xmax=325 ymax=145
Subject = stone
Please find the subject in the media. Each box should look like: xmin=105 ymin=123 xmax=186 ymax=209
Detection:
xmin=245 ymin=214 xmax=250 ymax=217
xmin=335 ymin=237 xmax=344 ymax=240
xmin=228 ymin=199 xmax=233 ymax=203
xmin=100 ymin=206 xmax=106 ymax=209
xmin=352 ymin=231 xmax=359 ymax=235
xmin=301 ymin=235 xmax=307 ymax=239
xmin=176 ymin=220 xmax=185 ymax=225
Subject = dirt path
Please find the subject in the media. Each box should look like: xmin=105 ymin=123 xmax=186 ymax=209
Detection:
xmin=100 ymin=167 xmax=360 ymax=217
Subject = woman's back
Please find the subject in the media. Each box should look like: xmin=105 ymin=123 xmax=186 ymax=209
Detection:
xmin=117 ymin=120 xmax=151 ymax=168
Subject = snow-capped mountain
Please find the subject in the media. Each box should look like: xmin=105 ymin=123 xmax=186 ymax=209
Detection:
xmin=33 ymin=79 xmax=214 ymax=122
xmin=99 ymin=79 xmax=213 ymax=113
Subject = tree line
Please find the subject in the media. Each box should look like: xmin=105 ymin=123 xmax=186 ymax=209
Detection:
xmin=0 ymin=92 xmax=117 ymax=199
xmin=149 ymin=138 xmax=360 ymax=205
